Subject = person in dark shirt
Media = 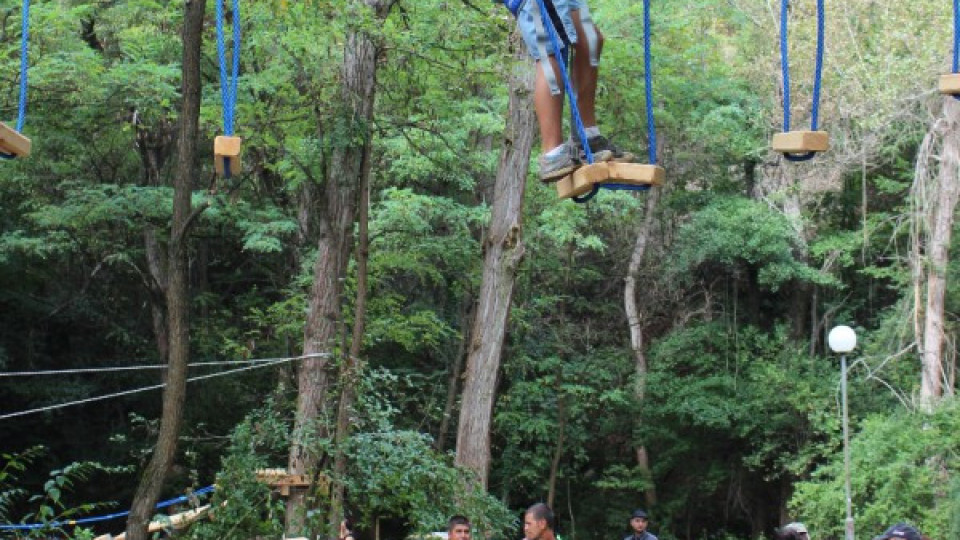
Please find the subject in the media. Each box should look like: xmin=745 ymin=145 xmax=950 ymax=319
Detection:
xmin=623 ymin=509 xmax=657 ymax=540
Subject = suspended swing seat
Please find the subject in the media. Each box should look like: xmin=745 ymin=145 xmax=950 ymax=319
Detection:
xmin=213 ymin=135 xmax=242 ymax=177
xmin=771 ymin=130 xmax=829 ymax=155
xmin=556 ymin=161 xmax=665 ymax=200
xmin=939 ymin=73 xmax=960 ymax=95
xmin=0 ymin=121 xmax=31 ymax=158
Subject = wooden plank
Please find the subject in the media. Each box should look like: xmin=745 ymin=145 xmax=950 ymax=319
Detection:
xmin=0 ymin=121 xmax=31 ymax=157
xmin=771 ymin=130 xmax=829 ymax=154
xmin=606 ymin=162 xmax=665 ymax=186
xmin=93 ymin=504 xmax=212 ymax=540
xmin=213 ymin=135 xmax=242 ymax=176
xmin=555 ymin=162 xmax=609 ymax=199
xmin=940 ymin=73 xmax=960 ymax=95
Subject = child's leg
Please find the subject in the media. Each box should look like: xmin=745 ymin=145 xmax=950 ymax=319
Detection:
xmin=570 ymin=8 xmax=603 ymax=129
xmin=534 ymin=56 xmax=566 ymax=154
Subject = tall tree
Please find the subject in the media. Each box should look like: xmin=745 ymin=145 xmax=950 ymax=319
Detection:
xmin=624 ymin=188 xmax=661 ymax=509
xmin=125 ymin=0 xmax=206 ymax=538
xmin=286 ymin=0 xmax=392 ymax=533
xmin=914 ymin=97 xmax=960 ymax=407
xmin=454 ymin=38 xmax=535 ymax=487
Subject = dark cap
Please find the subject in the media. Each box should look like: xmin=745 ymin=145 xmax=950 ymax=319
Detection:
xmin=630 ymin=510 xmax=648 ymax=520
xmin=873 ymin=523 xmax=921 ymax=540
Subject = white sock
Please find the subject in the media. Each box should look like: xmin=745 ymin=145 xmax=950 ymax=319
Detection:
xmin=544 ymin=144 xmax=567 ymax=158
xmin=584 ymin=126 xmax=601 ymax=138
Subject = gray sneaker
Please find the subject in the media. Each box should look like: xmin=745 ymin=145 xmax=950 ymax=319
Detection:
xmin=538 ymin=144 xmax=580 ymax=183
xmin=574 ymin=135 xmax=636 ymax=163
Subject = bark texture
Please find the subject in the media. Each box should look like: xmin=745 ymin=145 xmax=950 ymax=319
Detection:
xmin=624 ymin=188 xmax=660 ymax=509
xmin=454 ymin=46 xmax=536 ymax=487
xmin=286 ymin=0 xmax=389 ymax=532
xmin=919 ymin=98 xmax=960 ymax=406
xmin=125 ymin=1 xmax=205 ymax=538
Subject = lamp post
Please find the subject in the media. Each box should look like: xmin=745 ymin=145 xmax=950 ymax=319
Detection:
xmin=828 ymin=325 xmax=857 ymax=540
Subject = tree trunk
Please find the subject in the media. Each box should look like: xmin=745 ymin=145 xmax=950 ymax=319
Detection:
xmin=624 ymin=188 xmax=660 ymax=509
xmin=327 ymin=137 xmax=373 ymax=533
xmin=454 ymin=39 xmax=536 ymax=487
xmin=286 ymin=0 xmax=388 ymax=532
xmin=125 ymin=1 xmax=205 ymax=538
xmin=920 ymin=98 xmax=960 ymax=407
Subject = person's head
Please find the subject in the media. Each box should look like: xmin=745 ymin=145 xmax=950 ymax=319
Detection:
xmin=872 ymin=523 xmax=922 ymax=540
xmin=448 ymin=515 xmax=471 ymax=540
xmin=524 ymin=503 xmax=555 ymax=540
xmin=629 ymin=510 xmax=649 ymax=534
xmin=340 ymin=518 xmax=355 ymax=540
xmin=780 ymin=522 xmax=808 ymax=540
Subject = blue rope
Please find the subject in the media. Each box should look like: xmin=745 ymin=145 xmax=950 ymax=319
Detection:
xmin=573 ymin=0 xmax=656 ymax=203
xmin=954 ymin=0 xmax=959 ymax=73
xmin=571 ymin=0 xmax=654 ymax=203
xmin=643 ymin=0 xmax=656 ymax=166
xmin=0 ymin=485 xmax=216 ymax=531
xmin=216 ymin=0 xmax=241 ymax=177
xmin=1 ymin=0 xmax=29 ymax=161
xmin=536 ymin=0 xmax=593 ymax=165
xmin=778 ymin=0 xmax=824 ymax=162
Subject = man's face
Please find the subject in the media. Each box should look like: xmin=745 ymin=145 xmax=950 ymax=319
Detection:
xmin=524 ymin=514 xmax=547 ymax=540
xmin=630 ymin=517 xmax=648 ymax=534
xmin=449 ymin=524 xmax=471 ymax=540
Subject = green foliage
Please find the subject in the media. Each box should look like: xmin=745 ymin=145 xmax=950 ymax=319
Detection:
xmin=792 ymin=401 xmax=960 ymax=540
xmin=0 ymin=446 xmax=129 ymax=539
xmin=670 ymin=196 xmax=835 ymax=289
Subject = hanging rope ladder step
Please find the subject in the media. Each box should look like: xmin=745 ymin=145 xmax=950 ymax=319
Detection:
xmin=214 ymin=0 xmax=242 ymax=177
xmin=556 ymin=161 xmax=664 ymax=199
xmin=0 ymin=0 xmax=31 ymax=159
xmin=771 ymin=0 xmax=828 ymax=161
xmin=940 ymin=0 xmax=960 ymax=95
xmin=541 ymin=0 xmax=663 ymax=202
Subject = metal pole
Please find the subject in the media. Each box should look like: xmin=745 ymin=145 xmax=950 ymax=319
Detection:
xmin=842 ymin=354 xmax=854 ymax=540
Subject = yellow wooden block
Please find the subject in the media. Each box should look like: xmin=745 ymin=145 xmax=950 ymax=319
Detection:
xmin=940 ymin=73 xmax=960 ymax=95
xmin=0 ymin=121 xmax=31 ymax=157
xmin=214 ymin=135 xmax=242 ymax=176
xmin=607 ymin=162 xmax=665 ymax=186
xmin=771 ymin=130 xmax=829 ymax=154
xmin=555 ymin=163 xmax=609 ymax=199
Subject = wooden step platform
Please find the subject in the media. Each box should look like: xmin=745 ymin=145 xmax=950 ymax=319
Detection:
xmin=255 ymin=468 xmax=312 ymax=496
xmin=93 ymin=504 xmax=213 ymax=540
xmin=0 ymin=121 xmax=31 ymax=157
xmin=556 ymin=161 xmax=664 ymax=200
xmin=771 ymin=130 xmax=829 ymax=155
xmin=940 ymin=73 xmax=960 ymax=95
xmin=214 ymin=135 xmax=242 ymax=176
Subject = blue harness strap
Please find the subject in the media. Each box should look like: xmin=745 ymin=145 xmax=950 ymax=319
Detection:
xmin=1 ymin=0 xmax=29 ymax=160
xmin=215 ymin=0 xmax=241 ymax=177
xmin=779 ymin=0 xmax=825 ymax=162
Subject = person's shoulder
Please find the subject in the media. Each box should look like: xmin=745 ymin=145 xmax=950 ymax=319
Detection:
xmin=644 ymin=534 xmax=658 ymax=540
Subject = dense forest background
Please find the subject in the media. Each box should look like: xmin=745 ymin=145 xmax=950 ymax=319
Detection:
xmin=2 ymin=0 xmax=960 ymax=539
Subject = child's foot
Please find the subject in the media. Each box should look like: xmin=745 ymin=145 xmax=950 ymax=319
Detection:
xmin=575 ymin=135 xmax=636 ymax=163
xmin=538 ymin=144 xmax=580 ymax=183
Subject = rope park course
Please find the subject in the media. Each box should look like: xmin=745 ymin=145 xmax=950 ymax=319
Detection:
xmin=770 ymin=0 xmax=829 ymax=161
xmin=0 ymin=0 xmax=32 ymax=159
xmin=939 ymin=0 xmax=960 ymax=96
xmin=213 ymin=0 xmax=243 ymax=178
xmin=535 ymin=0 xmax=665 ymax=202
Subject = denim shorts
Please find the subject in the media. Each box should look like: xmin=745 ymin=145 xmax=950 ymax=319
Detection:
xmin=516 ymin=0 xmax=582 ymax=61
